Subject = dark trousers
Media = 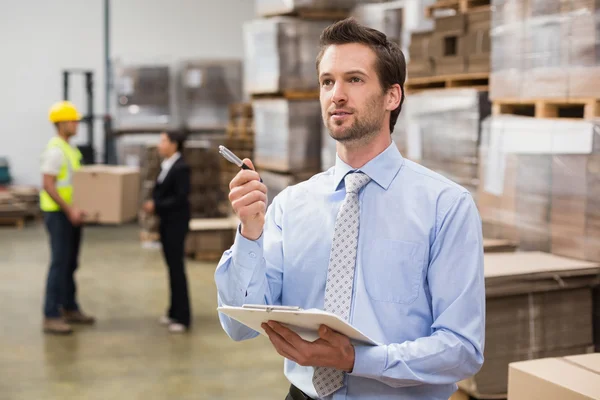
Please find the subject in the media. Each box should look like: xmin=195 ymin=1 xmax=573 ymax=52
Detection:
xmin=286 ymin=385 xmax=314 ymax=400
xmin=159 ymin=217 xmax=191 ymax=327
xmin=43 ymin=212 xmax=82 ymax=318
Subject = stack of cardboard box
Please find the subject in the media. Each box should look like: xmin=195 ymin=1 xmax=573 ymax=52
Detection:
xmin=407 ymin=6 xmax=491 ymax=78
xmin=182 ymin=139 xmax=227 ymax=219
xmin=219 ymin=103 xmax=254 ymax=215
xmin=460 ymin=252 xmax=600 ymax=397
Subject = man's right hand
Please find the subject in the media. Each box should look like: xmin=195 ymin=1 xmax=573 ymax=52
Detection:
xmin=229 ymin=159 xmax=267 ymax=241
xmin=67 ymin=208 xmax=86 ymax=226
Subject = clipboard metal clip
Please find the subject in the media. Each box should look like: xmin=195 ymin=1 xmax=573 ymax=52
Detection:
xmin=242 ymin=304 xmax=303 ymax=313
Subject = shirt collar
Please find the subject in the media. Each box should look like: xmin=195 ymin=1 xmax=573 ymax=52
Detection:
xmin=162 ymin=151 xmax=181 ymax=168
xmin=332 ymin=141 xmax=404 ymax=191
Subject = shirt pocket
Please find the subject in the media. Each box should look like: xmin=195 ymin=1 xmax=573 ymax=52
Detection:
xmin=363 ymin=239 xmax=426 ymax=305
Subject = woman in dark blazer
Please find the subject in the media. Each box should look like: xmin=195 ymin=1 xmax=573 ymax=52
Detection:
xmin=144 ymin=131 xmax=191 ymax=333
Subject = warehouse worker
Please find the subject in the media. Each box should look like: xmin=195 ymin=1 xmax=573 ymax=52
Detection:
xmin=215 ymin=19 xmax=485 ymax=400
xmin=41 ymin=101 xmax=95 ymax=335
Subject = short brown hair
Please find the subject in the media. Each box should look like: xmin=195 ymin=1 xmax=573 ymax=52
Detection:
xmin=316 ymin=18 xmax=406 ymax=133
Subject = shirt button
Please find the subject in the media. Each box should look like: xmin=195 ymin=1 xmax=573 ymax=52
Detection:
xmin=249 ymin=252 xmax=256 ymax=258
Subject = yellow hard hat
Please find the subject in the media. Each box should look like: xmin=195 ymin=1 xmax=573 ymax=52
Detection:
xmin=48 ymin=101 xmax=82 ymax=123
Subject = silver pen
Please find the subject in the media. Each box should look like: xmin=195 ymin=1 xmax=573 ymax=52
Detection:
xmin=218 ymin=145 xmax=263 ymax=181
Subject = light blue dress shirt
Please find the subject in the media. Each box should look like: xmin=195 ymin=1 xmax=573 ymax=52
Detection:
xmin=215 ymin=141 xmax=485 ymax=400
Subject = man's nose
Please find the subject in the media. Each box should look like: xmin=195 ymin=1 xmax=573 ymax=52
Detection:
xmin=331 ymin=82 xmax=347 ymax=105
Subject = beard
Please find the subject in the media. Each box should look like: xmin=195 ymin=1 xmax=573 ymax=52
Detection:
xmin=324 ymin=93 xmax=386 ymax=145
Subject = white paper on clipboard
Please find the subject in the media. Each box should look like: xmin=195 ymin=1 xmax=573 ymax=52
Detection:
xmin=217 ymin=304 xmax=381 ymax=346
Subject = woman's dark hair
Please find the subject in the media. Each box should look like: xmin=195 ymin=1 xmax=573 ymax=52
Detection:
xmin=165 ymin=131 xmax=186 ymax=152
xmin=316 ymin=18 xmax=407 ymax=133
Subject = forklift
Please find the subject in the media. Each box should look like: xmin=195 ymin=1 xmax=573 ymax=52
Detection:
xmin=62 ymin=70 xmax=116 ymax=165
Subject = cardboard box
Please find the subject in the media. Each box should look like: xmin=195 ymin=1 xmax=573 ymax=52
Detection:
xmin=434 ymin=14 xmax=466 ymax=36
xmin=467 ymin=8 xmax=491 ymax=30
xmin=409 ymin=31 xmax=434 ymax=60
xmin=459 ymin=251 xmax=600 ymax=397
xmin=73 ymin=166 xmax=140 ymax=224
xmin=508 ymin=353 xmax=600 ymax=400
xmin=186 ymin=217 xmax=239 ymax=261
xmin=407 ymin=58 xmax=435 ymax=78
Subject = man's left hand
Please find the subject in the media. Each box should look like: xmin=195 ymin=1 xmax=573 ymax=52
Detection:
xmin=262 ymin=321 xmax=355 ymax=372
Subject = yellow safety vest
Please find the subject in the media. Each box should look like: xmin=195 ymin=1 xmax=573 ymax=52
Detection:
xmin=40 ymin=137 xmax=82 ymax=212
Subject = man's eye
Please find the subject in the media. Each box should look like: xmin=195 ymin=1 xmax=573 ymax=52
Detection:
xmin=322 ymin=79 xmax=333 ymax=86
xmin=350 ymin=77 xmax=362 ymax=83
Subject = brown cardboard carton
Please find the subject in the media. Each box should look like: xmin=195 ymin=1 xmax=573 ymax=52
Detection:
xmin=507 ymin=353 xmax=600 ymax=400
xmin=407 ymin=59 xmax=435 ymax=78
xmin=466 ymin=29 xmax=491 ymax=73
xmin=458 ymin=252 xmax=600 ymax=397
xmin=467 ymin=8 xmax=491 ymax=30
xmin=409 ymin=31 xmax=434 ymax=60
xmin=434 ymin=14 xmax=466 ymax=35
xmin=186 ymin=216 xmax=239 ymax=260
xmin=73 ymin=166 xmax=140 ymax=225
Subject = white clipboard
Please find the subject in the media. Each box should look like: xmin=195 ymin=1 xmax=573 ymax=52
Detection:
xmin=217 ymin=304 xmax=381 ymax=346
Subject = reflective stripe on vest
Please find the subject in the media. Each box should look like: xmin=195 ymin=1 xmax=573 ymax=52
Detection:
xmin=40 ymin=137 xmax=82 ymax=212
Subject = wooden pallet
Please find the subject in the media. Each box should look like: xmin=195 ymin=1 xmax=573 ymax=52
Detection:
xmin=425 ymin=0 xmax=491 ymax=17
xmin=251 ymin=90 xmax=320 ymax=100
xmin=406 ymin=72 xmax=489 ymax=93
xmin=262 ymin=8 xmax=348 ymax=20
xmin=0 ymin=216 xmax=25 ymax=229
xmin=492 ymin=98 xmax=600 ymax=119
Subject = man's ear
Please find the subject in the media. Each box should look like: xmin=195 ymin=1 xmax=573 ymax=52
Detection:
xmin=386 ymin=84 xmax=402 ymax=112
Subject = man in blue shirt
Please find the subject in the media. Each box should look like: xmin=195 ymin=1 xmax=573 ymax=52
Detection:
xmin=215 ymin=18 xmax=485 ymax=400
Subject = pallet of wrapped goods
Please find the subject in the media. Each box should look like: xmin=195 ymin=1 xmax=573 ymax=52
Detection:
xmin=478 ymin=116 xmax=600 ymax=261
xmin=490 ymin=0 xmax=600 ymax=100
xmin=226 ymin=103 xmax=254 ymax=140
xmin=114 ymin=64 xmax=175 ymax=132
xmin=243 ymin=17 xmax=332 ymax=96
xmin=185 ymin=216 xmax=239 ymax=261
xmin=459 ymin=251 xmax=600 ymax=398
xmin=403 ymin=88 xmax=491 ymax=197
xmin=252 ymin=98 xmax=322 ymax=174
xmin=184 ymin=140 xmax=227 ymax=219
xmin=179 ymin=60 xmax=243 ymax=131
xmin=254 ymin=0 xmax=381 ymax=19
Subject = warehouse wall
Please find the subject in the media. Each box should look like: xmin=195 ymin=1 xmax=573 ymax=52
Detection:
xmin=0 ymin=0 xmax=255 ymax=186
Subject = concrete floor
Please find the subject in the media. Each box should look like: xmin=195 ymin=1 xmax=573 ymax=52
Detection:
xmin=0 ymin=222 xmax=288 ymax=400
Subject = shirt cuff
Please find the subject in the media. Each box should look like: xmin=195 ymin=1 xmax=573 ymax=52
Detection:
xmin=232 ymin=224 xmax=264 ymax=271
xmin=349 ymin=344 xmax=388 ymax=379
